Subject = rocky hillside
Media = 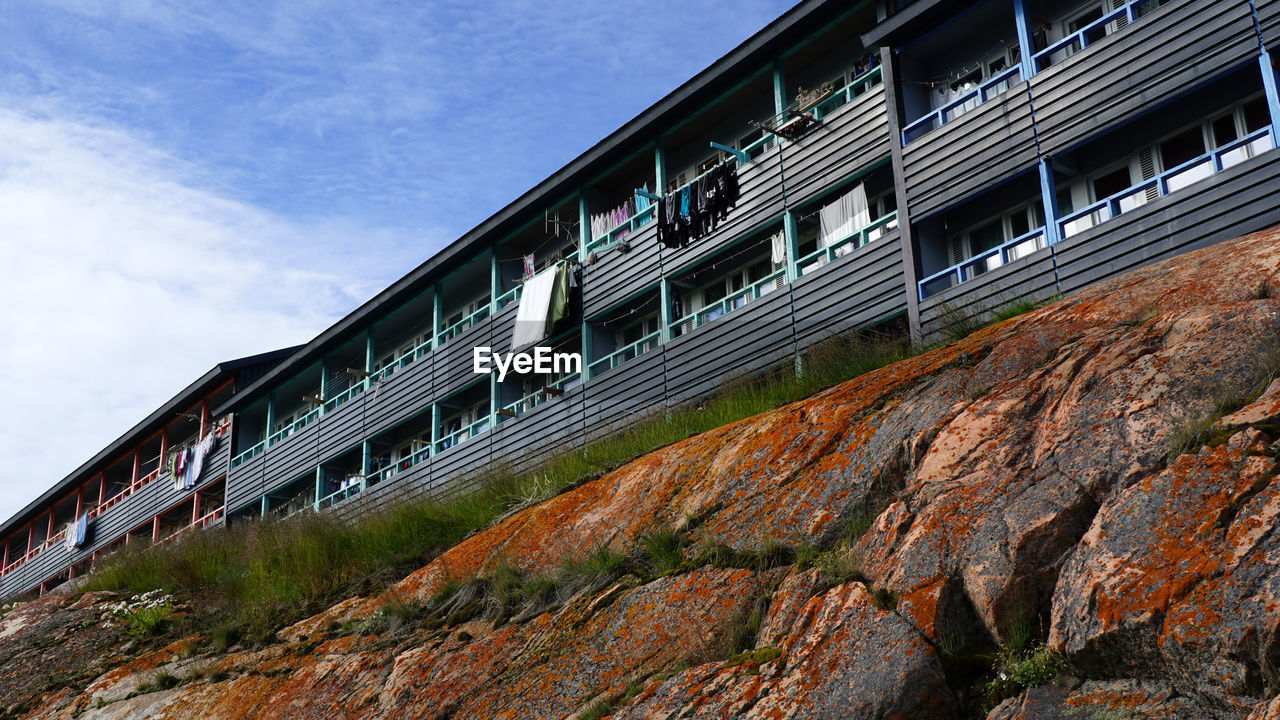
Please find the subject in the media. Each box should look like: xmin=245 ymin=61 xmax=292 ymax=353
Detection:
xmin=5 ymin=229 xmax=1280 ymax=719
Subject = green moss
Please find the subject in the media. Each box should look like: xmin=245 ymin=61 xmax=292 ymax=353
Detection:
xmin=725 ymin=646 xmax=783 ymax=668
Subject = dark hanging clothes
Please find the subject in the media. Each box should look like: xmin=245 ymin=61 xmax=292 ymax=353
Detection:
xmin=655 ymin=161 xmax=741 ymax=250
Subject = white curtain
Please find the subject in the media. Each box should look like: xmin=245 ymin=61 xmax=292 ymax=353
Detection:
xmin=818 ymin=183 xmax=869 ymax=248
xmin=512 ymin=264 xmax=558 ymax=349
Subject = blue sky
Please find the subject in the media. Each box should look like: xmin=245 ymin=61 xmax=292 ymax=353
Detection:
xmin=0 ymin=0 xmax=797 ymax=523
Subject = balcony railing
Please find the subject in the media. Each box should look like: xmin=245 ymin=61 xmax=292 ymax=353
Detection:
xmin=586 ymin=204 xmax=657 ymax=255
xmin=1059 ymin=127 xmax=1274 ymax=240
xmin=435 ymin=416 xmax=491 ymax=455
xmin=437 ymin=304 xmax=491 ymax=346
xmin=496 ymin=285 xmax=523 ymax=311
xmin=902 ymin=66 xmax=1022 ymax=145
xmin=811 ymin=65 xmax=883 ymax=121
xmin=670 ymin=268 xmax=786 ymax=337
xmin=795 ymin=212 xmax=899 ymax=278
xmin=588 ymin=331 xmax=660 ymax=379
xmin=322 ymin=381 xmax=367 ymax=413
xmin=498 ymin=373 xmax=581 ymax=420
xmin=1033 ymin=0 xmax=1165 ymax=72
xmin=918 ymin=226 xmax=1049 ymax=300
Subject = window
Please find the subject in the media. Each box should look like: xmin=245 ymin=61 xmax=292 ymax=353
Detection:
xmin=945 ymin=201 xmax=1046 ymax=273
xmin=619 ymin=315 xmax=659 ymax=350
xmin=1059 ymin=96 xmax=1272 ymax=238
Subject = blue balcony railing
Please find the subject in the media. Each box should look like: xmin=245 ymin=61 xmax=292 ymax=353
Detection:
xmin=1059 ymin=127 xmax=1274 ymax=240
xmin=670 ymin=269 xmax=786 ymax=337
xmin=902 ymin=66 xmax=1021 ymax=145
xmin=917 ymin=227 xmax=1048 ymax=300
xmin=1033 ymin=0 xmax=1165 ymax=72
xmin=795 ymin=212 xmax=898 ymax=278
xmin=588 ymin=332 xmax=660 ymax=379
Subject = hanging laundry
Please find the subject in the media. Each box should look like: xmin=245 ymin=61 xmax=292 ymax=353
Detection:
xmin=770 ymin=230 xmax=787 ymax=266
xmin=522 ymin=254 xmax=536 ymax=281
xmin=64 ymin=521 xmax=76 ymax=551
xmin=657 ymin=161 xmax=741 ymax=250
xmin=818 ymin=182 xmax=869 ymax=250
xmin=512 ymin=262 xmax=561 ymax=349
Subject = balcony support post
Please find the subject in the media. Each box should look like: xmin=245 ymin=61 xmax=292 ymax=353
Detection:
xmin=365 ymin=328 xmax=376 ymax=385
xmin=784 ymin=209 xmax=800 ymax=283
xmin=265 ymin=393 xmax=276 ymax=448
xmin=431 ymin=402 xmax=441 ymax=456
xmin=1259 ymin=51 xmax=1280 ymax=146
xmin=319 ymin=360 xmax=329 ymax=413
xmin=260 ymin=494 xmax=269 ymax=518
xmin=1013 ymin=0 xmax=1037 ymax=80
xmin=193 ymin=491 xmax=201 ymax=525
xmin=654 ymin=137 xmax=666 ymax=193
xmin=659 ymin=277 xmax=673 ymax=343
xmin=1039 ymin=158 xmax=1061 ymax=247
xmin=432 ymin=285 xmax=443 ymax=351
xmin=314 ymin=465 xmax=324 ymax=513
xmin=361 ymin=440 xmax=372 ymax=479
xmin=490 ymin=248 xmax=500 ymax=315
xmin=772 ymin=58 xmax=787 ymax=116
xmin=578 ymin=192 xmax=590 ymax=263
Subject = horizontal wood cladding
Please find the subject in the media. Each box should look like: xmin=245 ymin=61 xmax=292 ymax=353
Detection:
xmin=1260 ymin=0 xmax=1280 ymax=48
xmin=791 ymin=232 xmax=906 ymax=346
xmin=664 ymin=288 xmax=797 ymax=406
xmin=583 ymin=349 xmax=670 ymax=442
xmin=226 ymin=452 xmax=267 ymax=513
xmin=1030 ymin=0 xmax=1259 ymax=159
xmin=582 ymin=223 xmax=661 ymax=320
xmin=364 ymin=358 xmax=433 ymax=440
xmin=901 ymin=81 xmax=1039 ymax=221
xmin=783 ymin=86 xmax=892 ymax=209
xmin=263 ymin=422 xmax=321 ymax=500
xmin=1055 ymin=148 xmax=1280 ymax=294
xmin=917 ymin=248 xmax=1060 ymax=342
xmin=493 ymin=387 xmax=586 ymax=476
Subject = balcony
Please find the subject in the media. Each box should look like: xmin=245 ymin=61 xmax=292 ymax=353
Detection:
xmin=1058 ymin=128 xmax=1275 ymax=240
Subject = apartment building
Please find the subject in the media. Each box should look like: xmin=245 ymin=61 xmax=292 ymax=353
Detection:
xmin=4 ymin=0 xmax=1279 ymax=597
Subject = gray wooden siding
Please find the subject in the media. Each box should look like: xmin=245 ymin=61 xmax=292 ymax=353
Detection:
xmin=1260 ymin=0 xmax=1280 ymax=47
xmin=493 ymin=385 xmax=587 ymax=475
xmin=582 ymin=223 xmax=661 ymax=320
xmin=792 ymin=231 xmax=906 ymax=347
xmin=263 ymin=421 xmax=321 ymax=502
xmin=901 ymin=81 xmax=1039 ymax=221
xmin=664 ymin=288 xmax=798 ymax=406
xmin=1055 ymin=146 xmax=1280 ymax=293
xmin=433 ymin=313 xmax=495 ymax=402
xmin=783 ymin=85 xmax=891 ymax=209
xmin=917 ymin=247 xmax=1060 ymax=341
xmin=1030 ymin=0 xmax=1258 ymax=160
xmin=364 ymin=355 xmax=434 ymax=440
xmin=583 ymin=348 xmax=670 ymax=442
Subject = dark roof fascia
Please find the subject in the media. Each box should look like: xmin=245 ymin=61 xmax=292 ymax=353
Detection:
xmin=0 ymin=347 xmax=297 ymax=538
xmin=218 ymin=0 xmax=855 ymax=415
xmin=861 ymin=0 xmax=968 ymax=47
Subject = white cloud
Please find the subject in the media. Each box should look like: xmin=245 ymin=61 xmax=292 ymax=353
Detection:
xmin=0 ymin=107 xmax=420 ymax=521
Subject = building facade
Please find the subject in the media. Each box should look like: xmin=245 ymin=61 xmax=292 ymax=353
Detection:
xmin=4 ymin=0 xmax=1280 ymax=598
